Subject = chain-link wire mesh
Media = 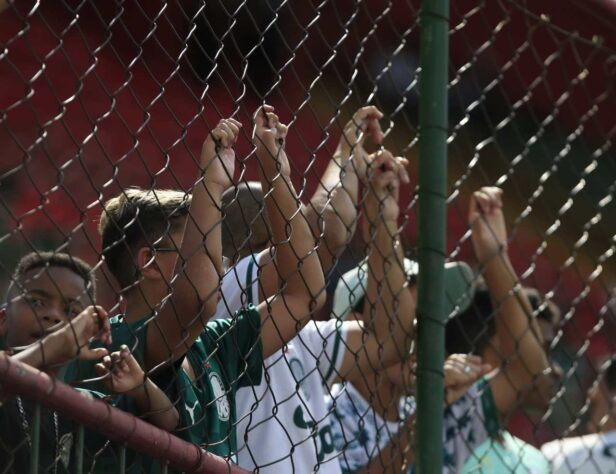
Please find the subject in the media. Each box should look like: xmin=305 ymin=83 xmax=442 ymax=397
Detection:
xmin=1 ymin=0 xmax=615 ymax=472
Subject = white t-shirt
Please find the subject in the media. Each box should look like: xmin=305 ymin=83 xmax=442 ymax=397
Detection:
xmin=441 ymin=378 xmax=500 ymax=473
xmin=326 ymin=382 xmax=416 ymax=472
xmin=541 ymin=430 xmax=616 ymax=473
xmin=215 ymin=253 xmax=348 ymax=473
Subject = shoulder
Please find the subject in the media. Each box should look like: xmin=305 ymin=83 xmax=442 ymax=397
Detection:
xmin=202 ymin=305 xmax=261 ymax=344
xmin=542 ymin=432 xmax=601 ymax=459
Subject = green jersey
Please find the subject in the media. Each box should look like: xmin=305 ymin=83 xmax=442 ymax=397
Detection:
xmin=65 ymin=305 xmax=263 ymax=461
xmin=162 ymin=306 xmax=263 ymax=460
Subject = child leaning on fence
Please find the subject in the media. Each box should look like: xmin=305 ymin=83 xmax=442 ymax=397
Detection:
xmin=0 ymin=251 xmax=178 ymax=473
xmin=65 ymin=114 xmax=326 ymax=460
xmin=327 ymin=260 xmax=491 ymax=473
xmin=438 ymin=187 xmax=552 ymax=473
xmin=214 ymin=106 xmax=414 ymax=473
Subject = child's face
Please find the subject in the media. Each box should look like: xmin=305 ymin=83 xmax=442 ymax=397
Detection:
xmin=2 ymin=267 xmax=91 ymax=347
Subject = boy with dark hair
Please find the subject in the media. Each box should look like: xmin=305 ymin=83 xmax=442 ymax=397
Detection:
xmin=0 ymin=251 xmax=178 ymax=473
xmin=69 ymin=113 xmax=326 ymax=460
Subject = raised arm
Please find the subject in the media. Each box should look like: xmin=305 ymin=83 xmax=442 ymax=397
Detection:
xmin=355 ymin=354 xmax=491 ymax=474
xmin=252 ymin=105 xmax=326 ymax=358
xmin=470 ymin=187 xmax=550 ymax=418
xmin=254 ymin=106 xmax=388 ymax=300
xmin=145 ymin=118 xmax=241 ymax=369
xmin=304 ymin=106 xmax=387 ymax=275
xmin=11 ymin=305 xmax=111 ymax=371
xmin=336 ymin=149 xmax=413 ymax=382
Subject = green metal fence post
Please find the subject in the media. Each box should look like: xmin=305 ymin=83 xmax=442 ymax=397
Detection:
xmin=416 ymin=0 xmax=449 ymax=471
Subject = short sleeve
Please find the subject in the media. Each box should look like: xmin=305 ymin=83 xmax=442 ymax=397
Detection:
xmin=214 ymin=252 xmax=264 ymax=319
xmin=203 ymin=305 xmax=263 ymax=388
xmin=295 ymin=320 xmax=347 ymax=389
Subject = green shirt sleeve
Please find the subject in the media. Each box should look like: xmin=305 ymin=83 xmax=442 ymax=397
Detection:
xmin=202 ymin=304 xmax=263 ymax=389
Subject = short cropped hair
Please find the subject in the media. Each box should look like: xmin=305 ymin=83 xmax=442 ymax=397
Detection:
xmin=99 ymin=187 xmax=191 ymax=289
xmin=221 ymin=181 xmax=271 ymax=261
xmin=525 ymin=287 xmax=561 ymax=325
xmin=445 ymin=280 xmax=494 ymax=356
xmin=6 ymin=251 xmax=96 ymax=302
xmin=605 ymin=358 xmax=616 ymax=393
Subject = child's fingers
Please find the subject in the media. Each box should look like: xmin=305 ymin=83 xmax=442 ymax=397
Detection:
xmin=395 ymin=157 xmax=410 ymax=184
xmin=95 ymin=363 xmax=109 ymax=377
xmin=224 ymin=119 xmax=240 ymax=140
xmin=276 ymin=123 xmax=288 ymax=140
xmin=353 ymin=105 xmax=384 ymax=122
xmin=211 ymin=127 xmax=229 ymax=146
xmin=101 ymin=354 xmax=111 ymax=367
xmin=226 ymin=118 xmax=242 ymax=129
xmin=217 ymin=122 xmax=235 ymax=147
xmin=365 ymin=118 xmax=384 ymax=144
xmin=79 ymin=347 xmax=109 ymax=361
xmin=265 ymin=112 xmax=279 ymax=129
xmin=253 ymin=105 xmax=274 ymax=124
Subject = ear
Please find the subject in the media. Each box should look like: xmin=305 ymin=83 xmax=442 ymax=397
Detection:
xmin=136 ymin=247 xmax=163 ymax=281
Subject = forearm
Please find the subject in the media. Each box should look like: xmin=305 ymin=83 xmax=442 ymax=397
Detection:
xmin=483 ymin=253 xmax=548 ymax=378
xmin=177 ymin=182 xmax=223 ymax=312
xmin=129 ymin=378 xmax=179 ymax=431
xmin=363 ymin=217 xmax=413 ymax=366
xmin=306 ymin=153 xmax=360 ymax=274
xmin=168 ymin=184 xmax=222 ymax=340
xmin=262 ymin=169 xmax=324 ymax=306
xmin=12 ymin=332 xmax=69 ymax=370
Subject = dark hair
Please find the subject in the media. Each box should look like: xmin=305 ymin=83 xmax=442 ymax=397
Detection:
xmin=221 ymin=181 xmax=271 ymax=261
xmin=445 ymin=283 xmax=560 ymax=356
xmin=525 ymin=287 xmax=561 ymax=325
xmin=99 ymin=187 xmax=191 ymax=289
xmin=445 ymin=281 xmax=495 ymax=356
xmin=7 ymin=251 xmax=96 ymax=301
xmin=605 ymin=359 xmax=616 ymax=392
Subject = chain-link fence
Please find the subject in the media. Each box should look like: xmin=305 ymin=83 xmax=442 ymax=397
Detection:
xmin=1 ymin=0 xmax=616 ymax=472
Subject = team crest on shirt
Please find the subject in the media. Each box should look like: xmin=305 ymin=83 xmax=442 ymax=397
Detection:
xmin=209 ymin=372 xmax=230 ymax=421
xmin=289 ymin=357 xmax=310 ymax=401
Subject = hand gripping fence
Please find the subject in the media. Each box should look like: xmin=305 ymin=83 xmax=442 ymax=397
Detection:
xmin=1 ymin=0 xmax=616 ymax=473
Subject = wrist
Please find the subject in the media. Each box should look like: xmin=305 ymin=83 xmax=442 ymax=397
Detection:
xmin=56 ymin=329 xmax=78 ymax=361
xmin=126 ymin=376 xmax=150 ymax=399
xmin=202 ymin=180 xmax=227 ymax=195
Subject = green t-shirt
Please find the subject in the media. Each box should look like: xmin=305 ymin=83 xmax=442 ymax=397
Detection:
xmin=161 ymin=306 xmax=263 ymax=460
xmin=65 ymin=305 xmax=263 ymax=461
xmin=61 ymin=313 xmax=149 ymax=391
